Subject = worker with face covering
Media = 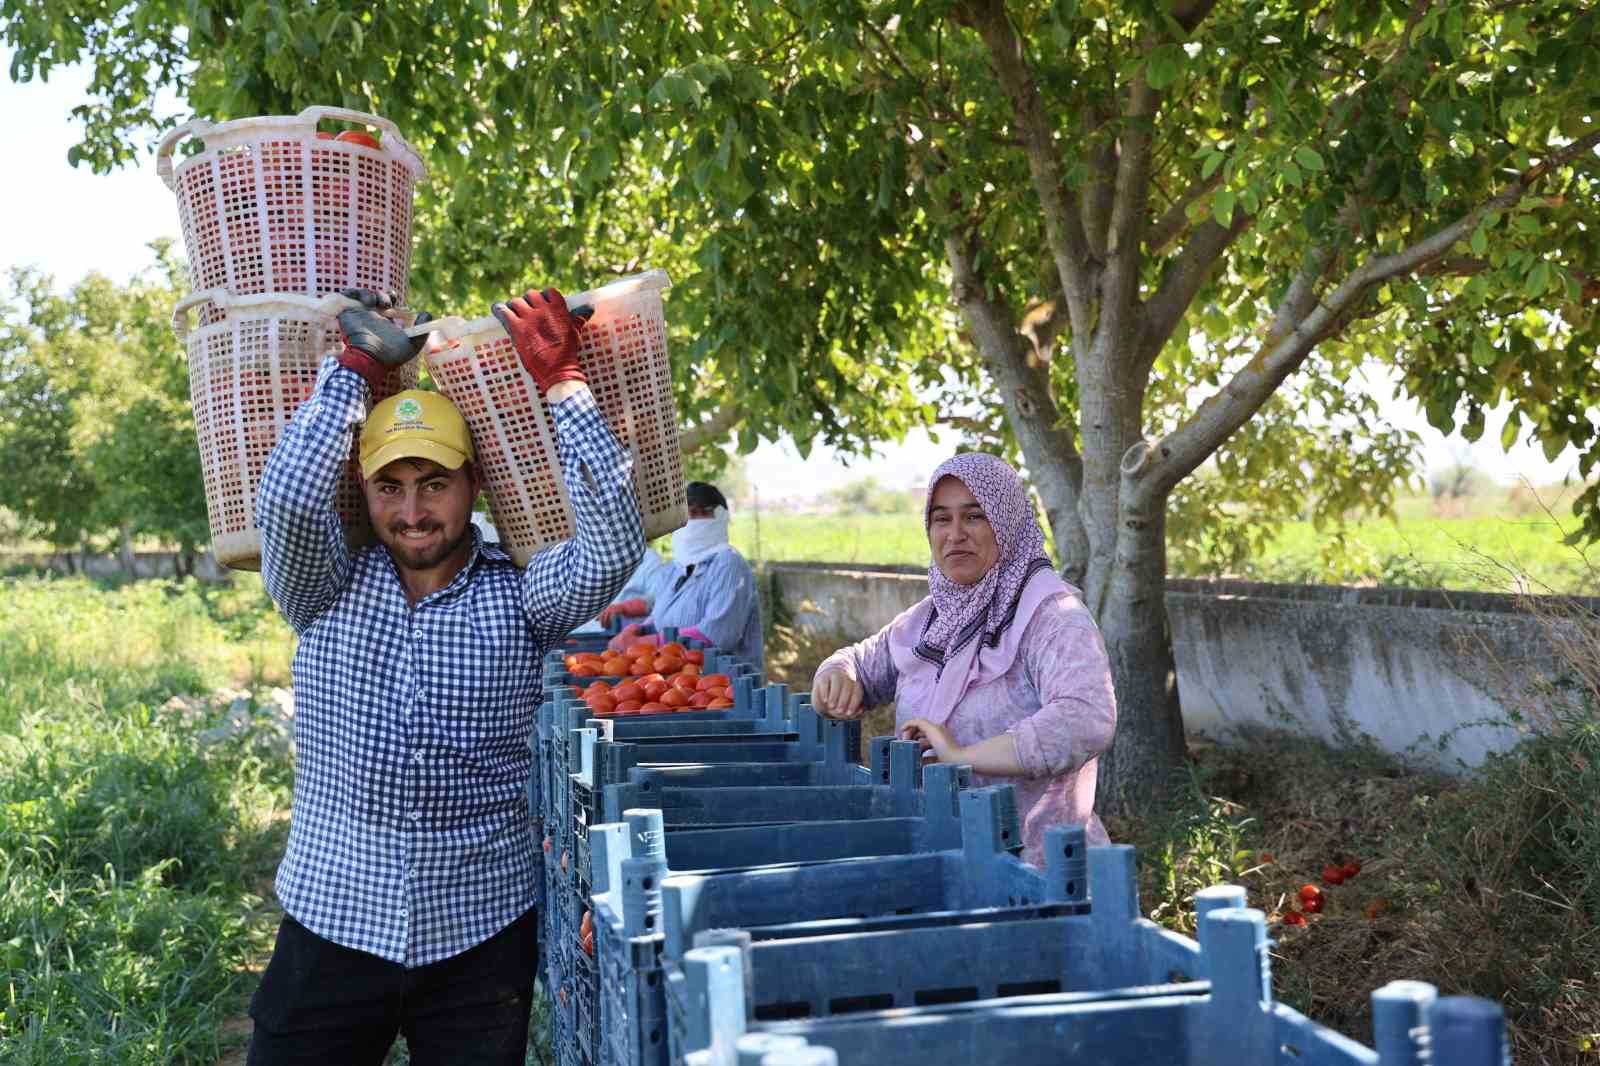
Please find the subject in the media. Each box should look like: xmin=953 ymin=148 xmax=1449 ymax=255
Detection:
xmin=607 ymin=481 xmax=763 ymax=666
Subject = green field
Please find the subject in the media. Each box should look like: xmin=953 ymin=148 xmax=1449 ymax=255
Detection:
xmin=0 ymin=575 xmax=295 ymax=1064
xmin=727 ymin=498 xmax=1599 ymax=594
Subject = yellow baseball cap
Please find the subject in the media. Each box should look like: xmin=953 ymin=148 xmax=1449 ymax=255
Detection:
xmin=358 ymin=390 xmax=476 ymax=479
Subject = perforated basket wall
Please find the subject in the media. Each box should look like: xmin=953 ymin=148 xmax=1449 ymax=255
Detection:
xmin=158 ymin=107 xmax=426 ymax=318
xmin=174 ymin=291 xmax=418 ymax=571
xmin=421 ymin=271 xmax=686 ymax=567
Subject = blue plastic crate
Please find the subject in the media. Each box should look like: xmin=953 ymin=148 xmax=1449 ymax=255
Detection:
xmin=672 ymin=918 xmax=1511 ymax=1066
xmin=573 ymin=934 xmax=601 ymax=1063
xmin=600 ymin=740 xmax=939 ymax=829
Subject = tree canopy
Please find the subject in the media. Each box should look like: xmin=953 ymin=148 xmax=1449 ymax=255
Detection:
xmin=0 ymin=243 xmax=209 ymax=556
xmin=7 ymin=0 xmax=1598 ymax=809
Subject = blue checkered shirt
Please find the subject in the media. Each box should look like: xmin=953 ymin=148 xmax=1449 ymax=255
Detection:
xmin=256 ymin=358 xmax=643 ymax=967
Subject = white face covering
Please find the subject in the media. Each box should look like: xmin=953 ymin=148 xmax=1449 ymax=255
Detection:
xmin=671 ymin=507 xmax=731 ymax=566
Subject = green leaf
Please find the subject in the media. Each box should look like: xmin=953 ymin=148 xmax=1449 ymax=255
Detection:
xmin=1201 ymin=150 xmax=1224 ymax=180
xmin=1500 ymin=413 xmax=1521 ymax=451
xmin=1213 ymin=188 xmax=1235 ymax=228
xmin=1471 ymin=333 xmax=1496 ymax=367
xmin=1523 ymin=260 xmax=1549 ymax=298
xmin=1280 ymin=160 xmax=1302 ymax=188
xmin=1146 ymin=44 xmax=1187 ymax=90
xmin=1469 ymin=224 xmax=1487 ymax=256
xmin=1293 ymin=146 xmax=1325 ymax=172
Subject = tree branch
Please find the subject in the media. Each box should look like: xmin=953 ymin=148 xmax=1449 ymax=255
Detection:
xmin=1135 ymin=209 xmax=1256 ymax=372
xmin=1098 ymin=51 xmax=1159 ymax=352
xmin=961 ymin=0 xmax=1096 ymax=353
xmin=1133 ymin=129 xmax=1600 ymax=501
xmin=944 ymin=224 xmax=1091 ymax=580
xmin=1081 ymin=106 xmax=1118 ymax=262
xmin=679 ymin=403 xmax=743 ymax=453
xmin=1144 ymin=169 xmax=1225 ymax=254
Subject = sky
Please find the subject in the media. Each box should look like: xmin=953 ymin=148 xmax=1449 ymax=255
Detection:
xmin=1 ymin=51 xmax=1583 ymax=503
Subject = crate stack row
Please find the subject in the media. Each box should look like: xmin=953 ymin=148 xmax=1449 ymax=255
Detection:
xmin=528 ymin=634 xmax=1511 ymax=1066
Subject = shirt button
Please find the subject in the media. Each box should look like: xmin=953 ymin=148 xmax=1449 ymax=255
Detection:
xmin=413 ymin=751 xmax=424 ymax=765
xmin=409 ymin=810 xmax=421 ymax=822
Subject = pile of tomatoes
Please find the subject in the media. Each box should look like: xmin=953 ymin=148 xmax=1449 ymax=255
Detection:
xmin=561 ymin=642 xmax=736 ymax=716
xmin=1280 ymin=860 xmax=1364 ymax=926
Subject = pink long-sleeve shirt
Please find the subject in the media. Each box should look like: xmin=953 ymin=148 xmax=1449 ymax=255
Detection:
xmin=819 ymin=590 xmax=1117 ymax=865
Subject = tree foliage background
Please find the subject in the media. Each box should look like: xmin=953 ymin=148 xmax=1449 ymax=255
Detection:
xmin=0 ymin=243 xmax=209 ymax=558
xmin=4 ymin=0 xmax=1598 ymax=808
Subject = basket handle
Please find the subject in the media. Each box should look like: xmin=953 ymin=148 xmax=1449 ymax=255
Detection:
xmin=171 ymin=289 xmax=226 ymax=341
xmin=155 ymin=117 xmax=216 ymax=191
xmin=171 ymin=290 xmax=359 ymax=341
xmin=297 ymin=105 xmax=425 ymax=169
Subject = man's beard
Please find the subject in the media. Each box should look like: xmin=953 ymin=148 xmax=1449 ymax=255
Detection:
xmin=378 ymin=520 xmax=470 ymax=571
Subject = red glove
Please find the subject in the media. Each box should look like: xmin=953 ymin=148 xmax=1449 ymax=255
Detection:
xmin=491 ymin=288 xmax=587 ymax=394
xmin=607 ymin=623 xmax=661 ymax=655
xmin=598 ymin=598 xmax=649 ymax=627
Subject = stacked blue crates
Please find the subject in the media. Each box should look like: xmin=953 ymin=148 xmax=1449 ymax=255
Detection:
xmin=527 ymin=633 xmax=1509 ymax=1066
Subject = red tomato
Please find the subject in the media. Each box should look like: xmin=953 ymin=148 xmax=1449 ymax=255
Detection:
xmin=1341 ymin=862 xmax=1362 ymax=880
xmin=1321 ymin=864 xmax=1346 ymax=886
xmin=335 ymin=130 xmax=380 ymax=148
xmin=1301 ymin=894 xmax=1324 ymax=914
xmin=1298 ymin=884 xmax=1323 ymax=904
xmin=1281 ymin=910 xmax=1307 ymax=926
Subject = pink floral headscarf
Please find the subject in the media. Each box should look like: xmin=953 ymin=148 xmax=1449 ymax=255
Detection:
xmin=917 ymin=452 xmax=1057 ymax=671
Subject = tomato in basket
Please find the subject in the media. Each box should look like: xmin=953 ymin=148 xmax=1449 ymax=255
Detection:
xmin=335 ymin=130 xmax=381 ymax=148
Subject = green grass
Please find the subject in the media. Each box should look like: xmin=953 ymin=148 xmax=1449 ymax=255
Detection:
xmin=729 ymin=495 xmax=1600 ymax=593
xmin=729 ymin=512 xmax=931 ymax=569
xmin=0 ymin=575 xmax=294 ymax=1065
xmin=1233 ymin=511 xmax=1597 ymax=593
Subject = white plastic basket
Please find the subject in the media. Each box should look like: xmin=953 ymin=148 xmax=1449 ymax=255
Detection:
xmin=172 ymin=289 xmax=419 ymax=571
xmin=413 ymin=270 xmax=686 ymax=567
xmin=158 ymin=106 xmax=427 ymax=309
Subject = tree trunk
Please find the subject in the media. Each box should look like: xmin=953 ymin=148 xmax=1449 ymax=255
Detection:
xmin=118 ymin=521 xmax=136 ymax=578
xmin=1094 ymin=442 xmax=1187 ymax=817
xmin=1075 ymin=344 xmax=1147 ymax=614
xmin=943 ymin=233 xmax=1090 ymax=583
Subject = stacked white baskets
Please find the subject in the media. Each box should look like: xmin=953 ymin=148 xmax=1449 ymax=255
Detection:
xmin=161 ymin=106 xmax=427 ymax=570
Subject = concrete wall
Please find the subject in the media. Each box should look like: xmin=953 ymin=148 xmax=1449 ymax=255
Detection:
xmin=1 ymin=550 xmax=233 ymax=582
xmin=768 ymin=564 xmax=1585 ymax=770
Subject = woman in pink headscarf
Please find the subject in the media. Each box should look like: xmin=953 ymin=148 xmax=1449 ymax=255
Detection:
xmin=811 ymin=453 xmax=1117 ymax=863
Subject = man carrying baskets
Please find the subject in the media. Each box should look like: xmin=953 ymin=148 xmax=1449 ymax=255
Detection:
xmin=248 ymin=288 xmax=644 ymax=1064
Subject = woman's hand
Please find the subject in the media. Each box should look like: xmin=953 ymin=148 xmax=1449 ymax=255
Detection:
xmin=812 ymin=666 xmax=865 ymax=719
xmin=900 ymin=718 xmax=962 ymax=763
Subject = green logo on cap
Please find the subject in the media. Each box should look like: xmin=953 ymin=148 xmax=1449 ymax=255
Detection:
xmin=395 ymin=398 xmax=423 ymax=422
